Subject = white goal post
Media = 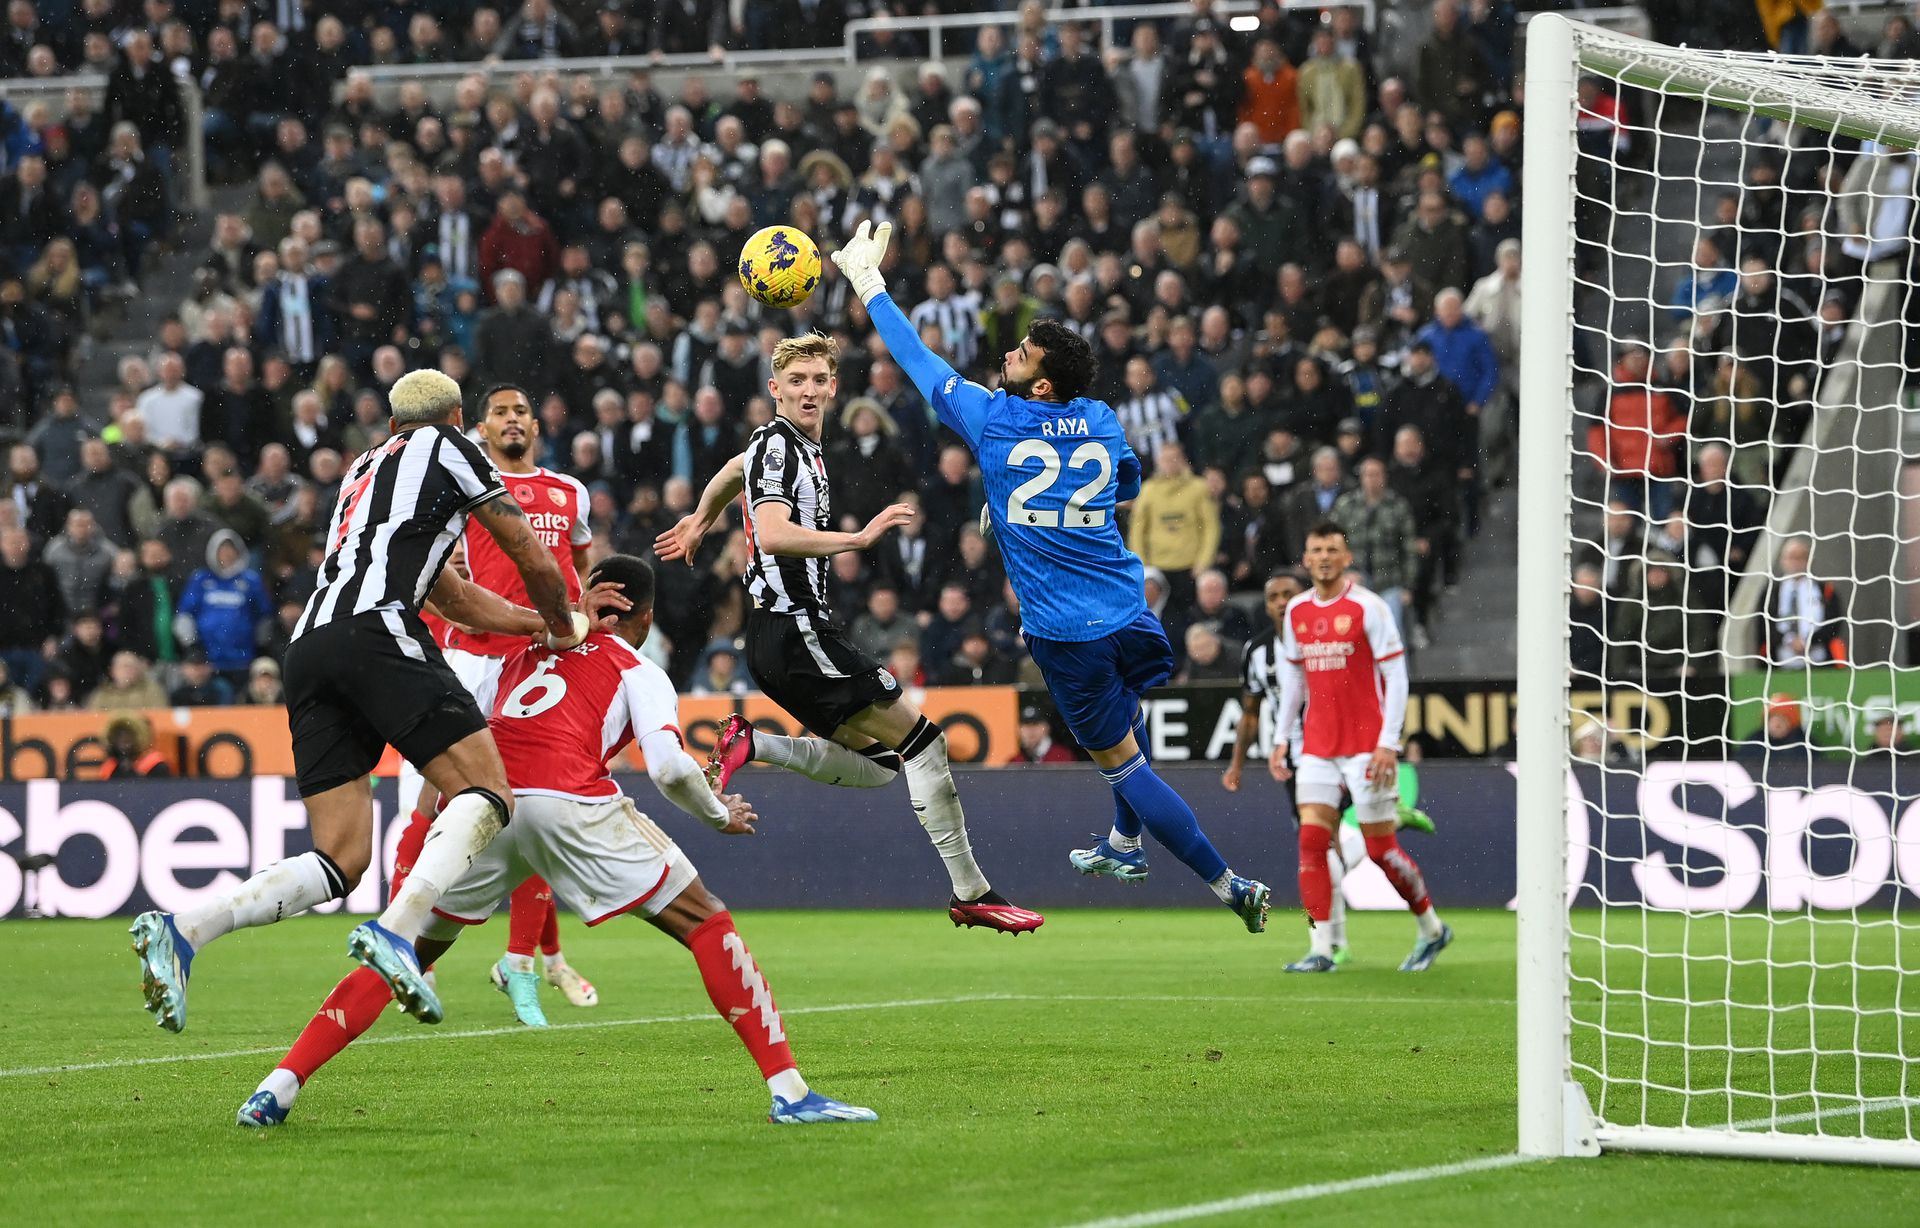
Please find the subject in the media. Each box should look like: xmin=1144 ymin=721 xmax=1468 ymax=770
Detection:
xmin=1518 ymin=14 xmax=1920 ymax=1167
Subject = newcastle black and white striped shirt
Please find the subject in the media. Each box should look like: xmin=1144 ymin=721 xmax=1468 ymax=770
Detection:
xmin=743 ymin=416 xmax=831 ymax=619
xmin=294 ymin=424 xmax=506 ymax=638
xmin=1242 ymin=625 xmax=1302 ymax=752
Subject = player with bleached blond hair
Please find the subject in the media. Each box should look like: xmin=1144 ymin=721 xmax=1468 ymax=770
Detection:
xmin=656 ymin=333 xmax=1045 ymax=934
xmin=132 ymin=368 xmax=626 ymax=1033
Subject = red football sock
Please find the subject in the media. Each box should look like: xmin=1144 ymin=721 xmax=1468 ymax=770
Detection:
xmin=279 ymin=967 xmax=393 ymax=1085
xmin=1298 ymin=824 xmax=1334 ymax=923
xmin=390 ymin=809 xmax=434 ymax=902
xmin=1365 ymin=832 xmax=1433 ymax=916
xmin=687 ymin=911 xmax=796 ymax=1080
xmin=539 ymin=896 xmax=561 ymax=957
xmin=507 ymin=877 xmax=551 ymax=958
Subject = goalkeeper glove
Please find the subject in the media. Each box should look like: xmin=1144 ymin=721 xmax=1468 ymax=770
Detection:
xmin=830 ymin=219 xmax=893 ymax=304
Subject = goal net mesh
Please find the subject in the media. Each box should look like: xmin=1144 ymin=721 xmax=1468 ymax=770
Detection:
xmin=1557 ymin=23 xmax=1920 ymax=1157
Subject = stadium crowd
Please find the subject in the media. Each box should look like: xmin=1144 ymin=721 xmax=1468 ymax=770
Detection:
xmin=0 ymin=0 xmax=1552 ymax=711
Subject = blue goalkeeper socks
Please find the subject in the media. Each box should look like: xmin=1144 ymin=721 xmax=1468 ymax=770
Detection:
xmin=1099 ymin=752 xmax=1229 ymax=884
xmin=1109 ymin=712 xmax=1149 ymax=845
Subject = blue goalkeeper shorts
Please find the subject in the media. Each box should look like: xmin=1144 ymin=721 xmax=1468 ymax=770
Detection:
xmin=1023 ymin=612 xmax=1174 ymax=753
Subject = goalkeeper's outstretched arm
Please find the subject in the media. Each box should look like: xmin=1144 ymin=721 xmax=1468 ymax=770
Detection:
xmin=834 ymin=220 xmax=991 ymax=446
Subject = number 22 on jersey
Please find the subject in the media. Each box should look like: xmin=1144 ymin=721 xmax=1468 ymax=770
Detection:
xmin=1005 ymin=438 xmax=1112 ymax=529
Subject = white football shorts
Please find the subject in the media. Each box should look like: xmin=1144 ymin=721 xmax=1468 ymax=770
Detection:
xmin=429 ymin=792 xmax=698 ymax=932
xmin=1294 ymin=752 xmax=1397 ymax=823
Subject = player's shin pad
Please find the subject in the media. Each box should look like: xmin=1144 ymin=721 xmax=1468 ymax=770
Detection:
xmin=377 ymin=787 xmax=507 ymax=942
xmin=899 ymin=718 xmax=989 ymax=900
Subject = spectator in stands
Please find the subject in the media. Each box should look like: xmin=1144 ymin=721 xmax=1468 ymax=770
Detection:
xmin=1667 ymin=234 xmax=1739 ymax=325
xmin=1009 ymin=704 xmax=1075 ymax=765
xmin=0 ymin=660 xmax=30 ymax=714
xmin=153 ymin=478 xmax=216 ymax=589
xmin=103 ymin=714 xmax=172 ymax=775
xmin=1114 ymin=354 xmax=1190 ymax=463
xmin=473 ymin=269 xmax=555 ymax=395
xmin=133 ymin=352 xmax=201 ymax=457
xmin=1333 ymin=455 xmax=1420 ymax=636
xmin=1684 ymin=443 xmax=1762 ymax=617
xmin=94 ymin=122 xmax=168 ymax=277
xmin=69 ymin=438 xmax=138 ymax=547
xmin=1588 ymin=343 xmax=1686 ymax=519
xmin=1616 ymin=551 xmax=1706 ymax=679
xmin=1 ymin=154 xmax=63 ymax=264
xmin=167 ymin=645 xmax=231 ymax=706
xmin=88 ymin=650 xmax=167 ymax=710
xmin=7 ymin=440 xmax=70 ymax=544
xmin=176 ymin=529 xmax=272 ymax=691
xmin=1190 ymin=568 xmax=1253 ymax=647
xmin=480 ymin=190 xmax=562 ymax=300
xmin=1179 ymin=623 xmax=1241 ymax=684
xmin=0 ymin=525 xmax=63 ymax=688
xmin=56 ymin=610 xmax=108 ymax=700
xmin=1393 ymin=191 xmax=1471 ymax=304
xmin=1569 ymin=562 xmax=1607 ymax=681
xmin=1282 ymin=448 xmax=1352 ymax=558
xmin=1765 ymin=535 xmax=1846 ymax=667
xmin=43 ymin=507 xmax=114 ymax=616
xmin=1132 ymin=441 xmax=1219 ymax=617
xmin=1415 ymin=0 xmax=1490 ymax=131
xmin=245 ymin=657 xmax=285 ymax=705
xmin=1300 ymin=26 xmax=1367 ymax=140
xmin=1388 ymin=425 xmax=1455 ymax=639
xmin=331 ymin=218 xmax=413 ymax=378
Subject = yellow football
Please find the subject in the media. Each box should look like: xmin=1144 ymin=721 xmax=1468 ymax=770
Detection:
xmin=737 ymin=226 xmax=822 ymax=309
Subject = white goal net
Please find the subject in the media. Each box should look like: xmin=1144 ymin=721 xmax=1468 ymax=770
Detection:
xmin=1518 ymin=14 xmax=1920 ymax=1166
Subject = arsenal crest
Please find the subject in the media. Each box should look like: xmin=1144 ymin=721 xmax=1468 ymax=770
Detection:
xmin=1334 ymin=614 xmax=1352 ymax=634
xmin=548 ymin=487 xmax=567 ymax=507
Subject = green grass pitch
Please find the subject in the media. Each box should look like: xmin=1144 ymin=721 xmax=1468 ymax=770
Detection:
xmin=1 ymin=909 xmax=1915 ymax=1226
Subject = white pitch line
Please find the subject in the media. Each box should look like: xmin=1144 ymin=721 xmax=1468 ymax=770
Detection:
xmin=1733 ymin=1097 xmax=1920 ymax=1131
xmin=1052 ymin=1154 xmax=1538 ymax=1228
xmin=0 ymin=989 xmax=1511 ymax=1081
xmin=0 ymin=994 xmax=1008 ymax=1080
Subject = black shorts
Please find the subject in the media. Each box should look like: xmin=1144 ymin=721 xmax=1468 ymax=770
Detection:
xmin=744 ymin=607 xmax=901 ymax=737
xmin=283 ymin=609 xmax=490 ymax=798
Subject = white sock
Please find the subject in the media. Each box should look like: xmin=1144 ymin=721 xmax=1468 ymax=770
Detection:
xmin=901 ymin=726 xmax=990 ymax=900
xmin=543 ymin=951 xmax=565 ymax=971
xmin=257 ymin=1066 xmax=301 ymax=1107
xmin=1416 ymin=905 xmax=1444 ymax=940
xmin=768 ymin=1067 xmax=809 ymax=1103
xmin=377 ymin=790 xmax=506 ymax=943
xmin=1309 ymin=916 xmax=1336 ymax=959
xmin=176 ymin=851 xmax=345 ymax=950
xmin=1207 ymin=870 xmax=1234 ymax=904
xmin=504 ymin=952 xmax=535 ymax=974
xmin=1337 ymin=823 xmax=1369 ymax=871
xmin=1107 ymin=825 xmax=1142 ymax=853
xmin=755 ymin=732 xmax=899 ymax=787
xmin=1327 ymin=850 xmax=1348 ymax=949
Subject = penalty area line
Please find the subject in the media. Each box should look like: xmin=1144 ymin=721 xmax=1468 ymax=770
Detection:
xmin=1052 ymin=1154 xmax=1539 ymax=1228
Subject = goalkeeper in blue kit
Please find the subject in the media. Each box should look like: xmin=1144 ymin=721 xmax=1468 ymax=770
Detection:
xmin=831 ymin=222 xmax=1273 ymax=931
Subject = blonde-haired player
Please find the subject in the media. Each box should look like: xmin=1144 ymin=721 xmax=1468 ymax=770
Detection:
xmin=132 ymin=367 xmax=608 ymax=1033
xmin=656 ymin=334 xmax=1044 ymax=933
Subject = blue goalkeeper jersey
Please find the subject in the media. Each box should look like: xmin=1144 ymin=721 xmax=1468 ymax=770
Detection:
xmin=868 ymin=292 xmax=1147 ymax=642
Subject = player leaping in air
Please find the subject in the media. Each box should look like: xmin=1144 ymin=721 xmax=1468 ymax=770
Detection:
xmin=239 ymin=555 xmax=876 ymax=1128
xmin=1267 ymin=521 xmax=1452 ymax=972
xmin=656 ymin=331 xmax=1043 ymax=934
xmin=825 ymin=220 xmax=1272 ymax=931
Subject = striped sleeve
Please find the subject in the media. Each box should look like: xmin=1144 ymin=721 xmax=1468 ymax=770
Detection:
xmin=439 ymin=427 xmax=507 ymax=512
xmin=745 ymin=428 xmax=798 ymax=511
